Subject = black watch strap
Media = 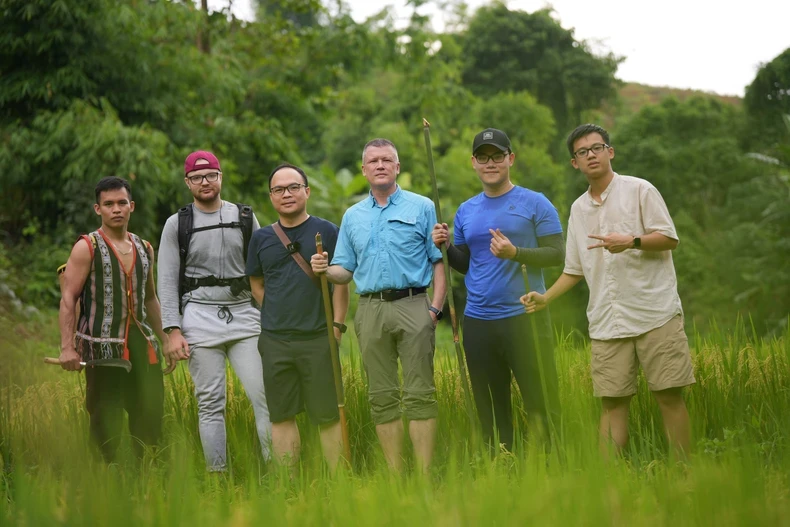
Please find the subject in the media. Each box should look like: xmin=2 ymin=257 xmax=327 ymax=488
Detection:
xmin=633 ymin=237 xmax=641 ymax=249
xmin=333 ymin=322 xmax=347 ymax=334
xmin=428 ymin=306 xmax=443 ymax=320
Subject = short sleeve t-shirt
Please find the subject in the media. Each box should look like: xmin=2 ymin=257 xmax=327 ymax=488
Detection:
xmin=246 ymin=216 xmax=339 ymax=340
xmin=454 ymin=186 xmax=563 ymax=320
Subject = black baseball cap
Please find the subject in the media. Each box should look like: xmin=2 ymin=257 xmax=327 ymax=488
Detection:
xmin=472 ymin=128 xmax=511 ymax=153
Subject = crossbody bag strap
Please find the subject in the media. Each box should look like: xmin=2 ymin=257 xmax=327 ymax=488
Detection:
xmin=270 ymin=222 xmax=320 ymax=289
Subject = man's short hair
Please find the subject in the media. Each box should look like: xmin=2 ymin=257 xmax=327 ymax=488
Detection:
xmin=95 ymin=176 xmax=132 ymax=204
xmin=268 ymin=163 xmax=309 ymax=188
xmin=566 ymin=124 xmax=611 ymax=157
xmin=362 ymin=138 xmax=399 ymax=162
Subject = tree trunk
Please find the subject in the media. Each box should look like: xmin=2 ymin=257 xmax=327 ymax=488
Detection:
xmin=197 ymin=0 xmax=210 ymax=54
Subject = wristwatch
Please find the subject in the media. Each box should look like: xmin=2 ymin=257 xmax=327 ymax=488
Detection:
xmin=633 ymin=237 xmax=642 ymax=249
xmin=163 ymin=326 xmax=179 ymax=334
xmin=428 ymin=306 xmax=444 ymax=321
xmin=333 ymin=322 xmax=347 ymax=334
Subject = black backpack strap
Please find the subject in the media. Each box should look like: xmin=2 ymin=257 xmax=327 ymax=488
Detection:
xmin=177 ymin=204 xmax=194 ymax=314
xmin=235 ymin=203 xmax=253 ymax=262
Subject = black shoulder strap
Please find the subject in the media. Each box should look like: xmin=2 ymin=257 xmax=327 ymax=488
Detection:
xmin=177 ymin=204 xmax=194 ymax=313
xmin=236 ymin=203 xmax=253 ymax=262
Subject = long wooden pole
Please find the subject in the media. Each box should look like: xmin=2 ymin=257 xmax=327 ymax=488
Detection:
xmin=422 ymin=118 xmax=475 ymax=422
xmin=315 ymin=233 xmax=352 ymax=464
xmin=520 ymin=264 xmax=557 ymax=449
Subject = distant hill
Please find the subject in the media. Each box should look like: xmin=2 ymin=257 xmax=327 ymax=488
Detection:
xmin=591 ymin=82 xmax=742 ymax=131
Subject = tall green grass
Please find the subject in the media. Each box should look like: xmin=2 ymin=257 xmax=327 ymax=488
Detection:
xmin=1 ymin=311 xmax=788 ymax=525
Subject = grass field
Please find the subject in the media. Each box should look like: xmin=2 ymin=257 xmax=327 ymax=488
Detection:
xmin=1 ymin=310 xmax=788 ymax=526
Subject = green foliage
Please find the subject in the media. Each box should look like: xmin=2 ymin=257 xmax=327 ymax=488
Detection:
xmin=743 ymin=48 xmax=790 ymax=153
xmin=0 ymin=0 xmax=107 ymax=119
xmin=616 ymin=95 xmax=790 ymax=334
xmin=459 ymin=4 xmax=621 ymax=131
xmin=0 ymin=98 xmax=178 ymax=243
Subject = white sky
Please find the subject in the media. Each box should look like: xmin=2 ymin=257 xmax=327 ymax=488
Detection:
xmin=210 ymin=0 xmax=790 ymax=96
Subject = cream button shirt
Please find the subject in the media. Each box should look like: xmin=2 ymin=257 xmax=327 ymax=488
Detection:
xmin=564 ymin=173 xmax=683 ymax=340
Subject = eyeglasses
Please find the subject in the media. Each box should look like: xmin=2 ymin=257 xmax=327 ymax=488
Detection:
xmin=474 ymin=151 xmax=509 ymax=164
xmin=186 ymin=172 xmax=221 ymax=185
xmin=270 ymin=183 xmax=307 ymax=197
xmin=573 ymin=143 xmax=609 ymax=159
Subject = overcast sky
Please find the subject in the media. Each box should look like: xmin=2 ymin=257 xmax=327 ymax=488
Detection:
xmin=210 ymin=0 xmax=789 ymax=96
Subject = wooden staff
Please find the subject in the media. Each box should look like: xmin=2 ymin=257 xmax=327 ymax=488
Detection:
xmin=315 ymin=232 xmax=352 ymax=463
xmin=521 ymin=264 xmax=556 ymax=448
xmin=422 ymin=118 xmax=475 ymax=421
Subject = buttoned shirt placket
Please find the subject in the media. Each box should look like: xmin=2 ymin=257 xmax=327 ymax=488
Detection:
xmin=589 ymin=180 xmax=623 ymax=338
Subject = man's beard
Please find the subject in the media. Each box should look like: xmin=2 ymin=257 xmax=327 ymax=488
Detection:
xmin=195 ymin=189 xmax=219 ymax=203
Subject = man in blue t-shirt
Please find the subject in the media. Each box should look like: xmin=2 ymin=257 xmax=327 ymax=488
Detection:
xmin=432 ymin=128 xmax=564 ymax=451
xmin=246 ymin=163 xmax=350 ymax=473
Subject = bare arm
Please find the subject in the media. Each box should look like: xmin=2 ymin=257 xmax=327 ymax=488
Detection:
xmin=544 ymin=272 xmax=584 ymax=303
xmin=325 ymin=264 xmax=353 ymax=285
xmin=430 ymin=261 xmax=447 ymax=317
xmin=332 ymin=283 xmax=349 ymax=324
xmin=637 ymin=232 xmax=678 ymax=251
xmin=143 ymin=244 xmax=174 ymax=373
xmin=311 ymin=252 xmax=354 ymax=284
xmin=144 ymin=245 xmax=167 ymax=344
xmin=58 ymin=239 xmax=92 ymax=370
xmin=587 ymin=231 xmax=678 ymax=254
xmin=521 ymin=272 xmax=584 ymax=313
xmin=331 ymin=283 xmax=350 ymax=341
xmin=250 ymin=275 xmax=264 ymax=308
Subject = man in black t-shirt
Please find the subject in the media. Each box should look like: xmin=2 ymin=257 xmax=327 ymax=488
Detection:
xmin=246 ymin=163 xmax=350 ymax=472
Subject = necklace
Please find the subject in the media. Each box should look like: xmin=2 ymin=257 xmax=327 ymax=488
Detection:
xmin=112 ymin=240 xmax=133 ymax=255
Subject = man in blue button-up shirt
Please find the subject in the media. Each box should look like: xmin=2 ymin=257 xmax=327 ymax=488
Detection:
xmin=311 ymin=138 xmax=446 ymax=473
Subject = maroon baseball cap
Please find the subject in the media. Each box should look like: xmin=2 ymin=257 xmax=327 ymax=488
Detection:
xmin=184 ymin=151 xmax=221 ymax=175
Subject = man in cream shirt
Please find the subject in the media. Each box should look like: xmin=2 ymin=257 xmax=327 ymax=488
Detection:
xmin=522 ymin=124 xmax=695 ymax=460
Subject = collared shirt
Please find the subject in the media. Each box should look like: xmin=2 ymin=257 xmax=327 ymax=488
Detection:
xmin=564 ymin=173 xmax=683 ymax=340
xmin=332 ymin=186 xmax=443 ymax=294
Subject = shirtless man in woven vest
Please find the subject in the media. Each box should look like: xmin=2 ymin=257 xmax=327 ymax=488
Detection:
xmin=58 ymin=176 xmax=168 ymax=462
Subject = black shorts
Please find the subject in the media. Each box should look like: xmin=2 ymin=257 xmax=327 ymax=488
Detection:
xmin=258 ymin=332 xmax=340 ymax=425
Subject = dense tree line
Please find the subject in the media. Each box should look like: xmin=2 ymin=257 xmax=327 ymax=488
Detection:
xmin=0 ymin=0 xmax=787 ymax=335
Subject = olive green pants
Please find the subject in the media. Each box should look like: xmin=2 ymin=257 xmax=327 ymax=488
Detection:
xmin=355 ymin=293 xmax=438 ymax=424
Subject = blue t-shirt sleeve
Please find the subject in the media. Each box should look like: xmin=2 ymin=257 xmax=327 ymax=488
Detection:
xmin=246 ymin=230 xmax=264 ymax=276
xmin=534 ymin=194 xmax=563 ymax=237
xmin=424 ymin=201 xmax=443 ymax=263
xmin=330 ymin=213 xmax=357 ymax=272
xmin=453 ymin=207 xmax=466 ymax=246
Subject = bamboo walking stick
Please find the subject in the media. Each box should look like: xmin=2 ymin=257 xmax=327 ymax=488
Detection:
xmin=422 ymin=118 xmax=475 ymax=421
xmin=521 ymin=264 xmax=557 ymax=449
xmin=315 ymin=233 xmax=352 ymax=464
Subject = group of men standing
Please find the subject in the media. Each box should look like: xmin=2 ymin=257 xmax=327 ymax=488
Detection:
xmin=57 ymin=123 xmax=695 ymax=472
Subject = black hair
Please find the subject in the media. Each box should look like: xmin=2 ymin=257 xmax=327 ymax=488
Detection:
xmin=362 ymin=138 xmax=399 ymax=162
xmin=566 ymin=124 xmax=611 ymax=157
xmin=268 ymin=163 xmax=309 ymax=188
xmin=95 ymin=176 xmax=132 ymax=204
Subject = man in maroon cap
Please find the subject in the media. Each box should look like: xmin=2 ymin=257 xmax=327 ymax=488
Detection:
xmin=157 ymin=151 xmax=272 ymax=472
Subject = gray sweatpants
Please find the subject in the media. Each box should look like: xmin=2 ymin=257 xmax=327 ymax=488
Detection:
xmin=183 ymin=300 xmax=271 ymax=471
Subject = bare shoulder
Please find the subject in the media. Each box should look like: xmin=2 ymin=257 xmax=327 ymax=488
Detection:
xmin=69 ymin=236 xmax=94 ymax=264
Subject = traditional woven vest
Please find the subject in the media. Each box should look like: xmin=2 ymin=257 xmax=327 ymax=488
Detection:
xmin=75 ymin=229 xmax=160 ymax=364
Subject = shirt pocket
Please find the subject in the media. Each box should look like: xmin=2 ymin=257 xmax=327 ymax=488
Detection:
xmin=386 ymin=216 xmax=422 ymax=252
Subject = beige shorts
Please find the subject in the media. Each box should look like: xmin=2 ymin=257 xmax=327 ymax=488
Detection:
xmin=590 ymin=315 xmax=696 ymax=397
